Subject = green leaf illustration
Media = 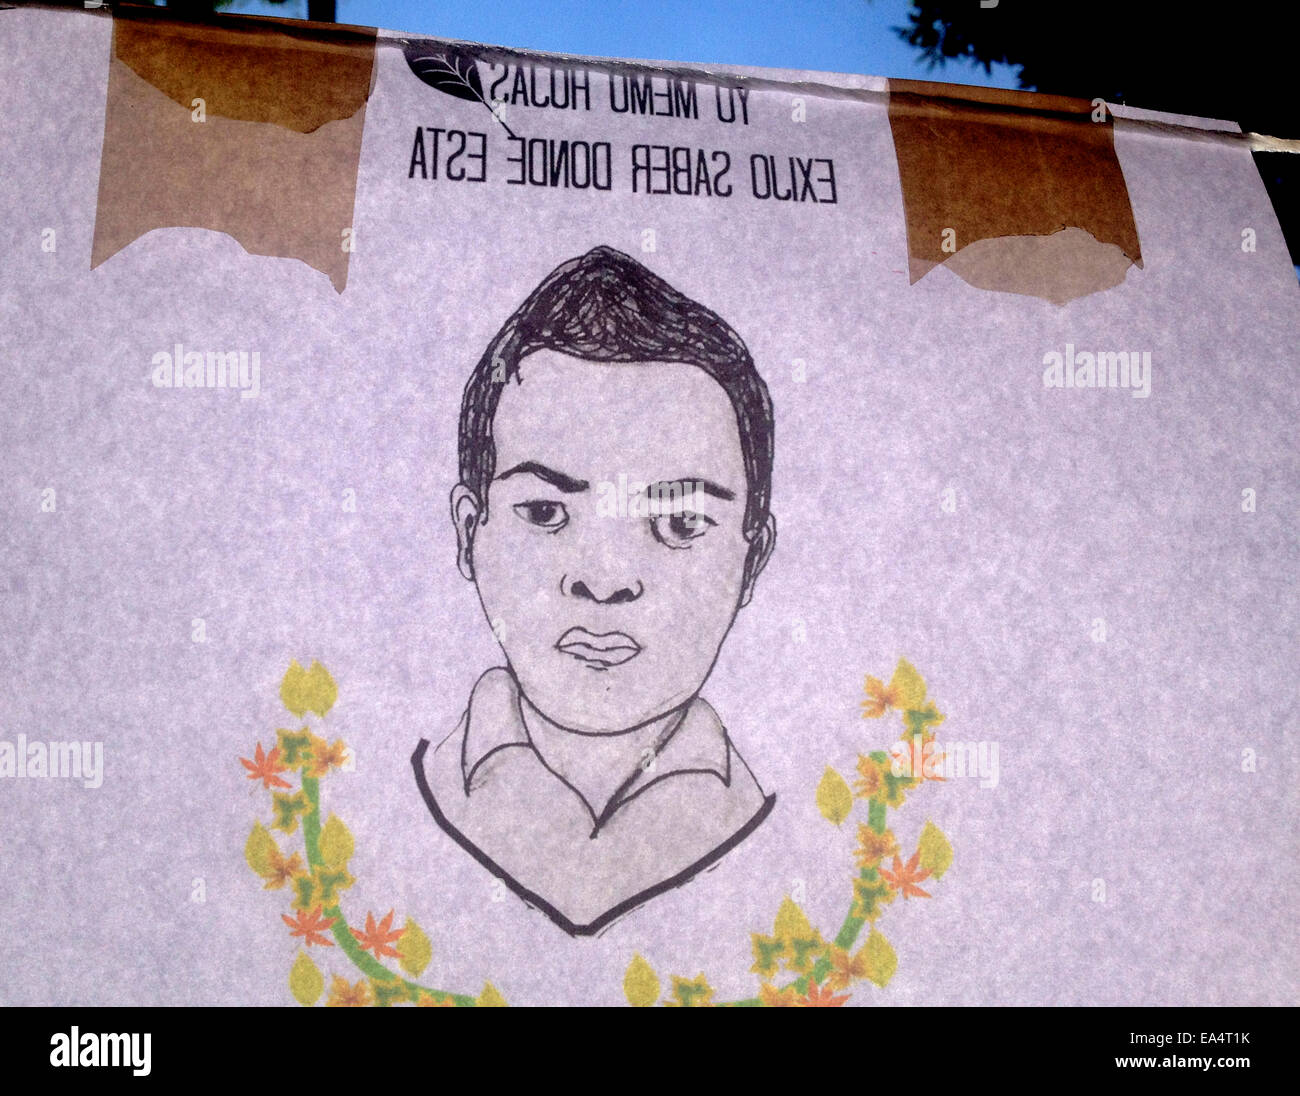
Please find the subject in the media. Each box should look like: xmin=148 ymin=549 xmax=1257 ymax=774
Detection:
xmin=397 ymin=918 xmax=433 ymax=977
xmin=319 ymin=813 xmax=354 ymax=867
xmin=244 ymin=821 xmax=277 ymax=877
xmin=816 ymin=766 xmax=854 ymax=825
xmin=623 ymin=954 xmax=660 ymax=1007
xmin=917 ymin=820 xmax=954 ymax=879
xmin=280 ymin=660 xmax=338 ymax=718
xmin=289 ymin=951 xmax=324 ymax=1006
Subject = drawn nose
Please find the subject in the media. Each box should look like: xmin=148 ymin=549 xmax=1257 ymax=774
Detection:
xmin=563 ymin=576 xmax=645 ymax=604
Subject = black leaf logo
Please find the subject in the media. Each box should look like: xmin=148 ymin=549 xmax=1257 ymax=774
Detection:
xmin=402 ymin=41 xmax=516 ymax=138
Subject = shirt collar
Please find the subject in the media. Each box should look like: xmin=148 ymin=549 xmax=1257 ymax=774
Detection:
xmin=460 ymin=667 xmax=732 ymax=799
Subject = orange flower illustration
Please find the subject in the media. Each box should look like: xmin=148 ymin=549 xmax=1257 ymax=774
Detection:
xmin=877 ymin=851 xmax=933 ymax=900
xmin=826 ymin=946 xmax=870 ymax=991
xmin=854 ymin=824 xmax=900 ymax=868
xmin=263 ymin=847 xmax=306 ymax=890
xmin=240 ymin=743 xmax=292 ymax=790
xmin=860 ymin=676 xmax=895 ymax=719
xmin=307 ymin=734 xmax=348 ymax=777
xmin=326 ymin=975 xmax=371 ymax=1007
xmin=860 ymin=659 xmax=926 ymax=719
xmin=355 ymin=909 xmax=405 ymax=959
xmin=853 ymin=754 xmax=885 ymax=799
xmin=282 ymin=905 xmax=337 ymax=947
xmin=798 ymin=980 xmax=850 ymax=1007
xmin=758 ymin=982 xmax=800 ymax=1007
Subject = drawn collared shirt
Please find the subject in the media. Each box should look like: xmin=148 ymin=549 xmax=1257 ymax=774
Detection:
xmin=413 ymin=666 xmax=774 ymax=935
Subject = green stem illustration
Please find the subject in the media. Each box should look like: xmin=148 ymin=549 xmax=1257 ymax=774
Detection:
xmin=301 ymin=775 xmax=477 ymax=1007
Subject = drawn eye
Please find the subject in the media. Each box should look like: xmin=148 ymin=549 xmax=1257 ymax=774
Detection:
xmin=650 ymin=511 xmax=716 ymax=549
xmin=513 ymin=500 xmax=568 ymax=531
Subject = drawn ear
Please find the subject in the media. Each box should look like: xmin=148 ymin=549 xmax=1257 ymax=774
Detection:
xmin=450 ymin=483 xmax=482 ymax=582
xmin=739 ymin=512 xmax=777 ymax=609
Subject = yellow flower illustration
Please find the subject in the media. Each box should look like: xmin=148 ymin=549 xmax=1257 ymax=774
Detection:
xmin=826 ymin=945 xmax=871 ymax=991
xmin=326 ymin=975 xmax=371 ymax=1007
xmin=860 ymin=659 xmax=927 ymax=718
xmin=854 ymin=824 xmax=900 ymax=868
xmin=853 ymin=754 xmax=885 ymax=799
xmin=759 ymin=982 xmax=800 ymax=1007
xmin=263 ymin=847 xmax=306 ymax=890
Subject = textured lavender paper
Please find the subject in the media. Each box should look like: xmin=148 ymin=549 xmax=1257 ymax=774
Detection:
xmin=0 ymin=6 xmax=1296 ymax=1006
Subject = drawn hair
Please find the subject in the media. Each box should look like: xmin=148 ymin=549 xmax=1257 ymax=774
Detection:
xmin=458 ymin=245 xmax=775 ymax=560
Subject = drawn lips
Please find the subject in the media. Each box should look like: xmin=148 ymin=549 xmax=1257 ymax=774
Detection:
xmin=555 ymin=627 xmax=642 ymax=668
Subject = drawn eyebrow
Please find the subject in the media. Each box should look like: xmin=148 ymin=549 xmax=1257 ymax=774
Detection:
xmin=495 ymin=461 xmax=590 ymax=493
xmin=644 ymin=478 xmax=737 ymax=502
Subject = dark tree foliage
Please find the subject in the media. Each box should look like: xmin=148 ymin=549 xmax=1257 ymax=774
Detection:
xmin=888 ymin=1 xmax=1298 ymax=263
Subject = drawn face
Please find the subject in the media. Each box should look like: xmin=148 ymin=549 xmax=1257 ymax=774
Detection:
xmin=457 ymin=350 xmax=767 ymax=734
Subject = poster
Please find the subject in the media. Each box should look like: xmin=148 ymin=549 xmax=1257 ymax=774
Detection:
xmin=0 ymin=3 xmax=1296 ymax=1008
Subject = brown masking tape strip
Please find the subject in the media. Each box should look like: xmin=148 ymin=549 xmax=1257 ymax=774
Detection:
xmin=887 ymin=77 xmax=1143 ymax=305
xmin=91 ymin=7 xmax=377 ymax=292
xmin=110 ymin=4 xmax=376 ymax=133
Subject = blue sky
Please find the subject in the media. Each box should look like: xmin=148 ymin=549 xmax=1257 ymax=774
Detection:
xmin=223 ymin=0 xmax=1023 ymax=89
